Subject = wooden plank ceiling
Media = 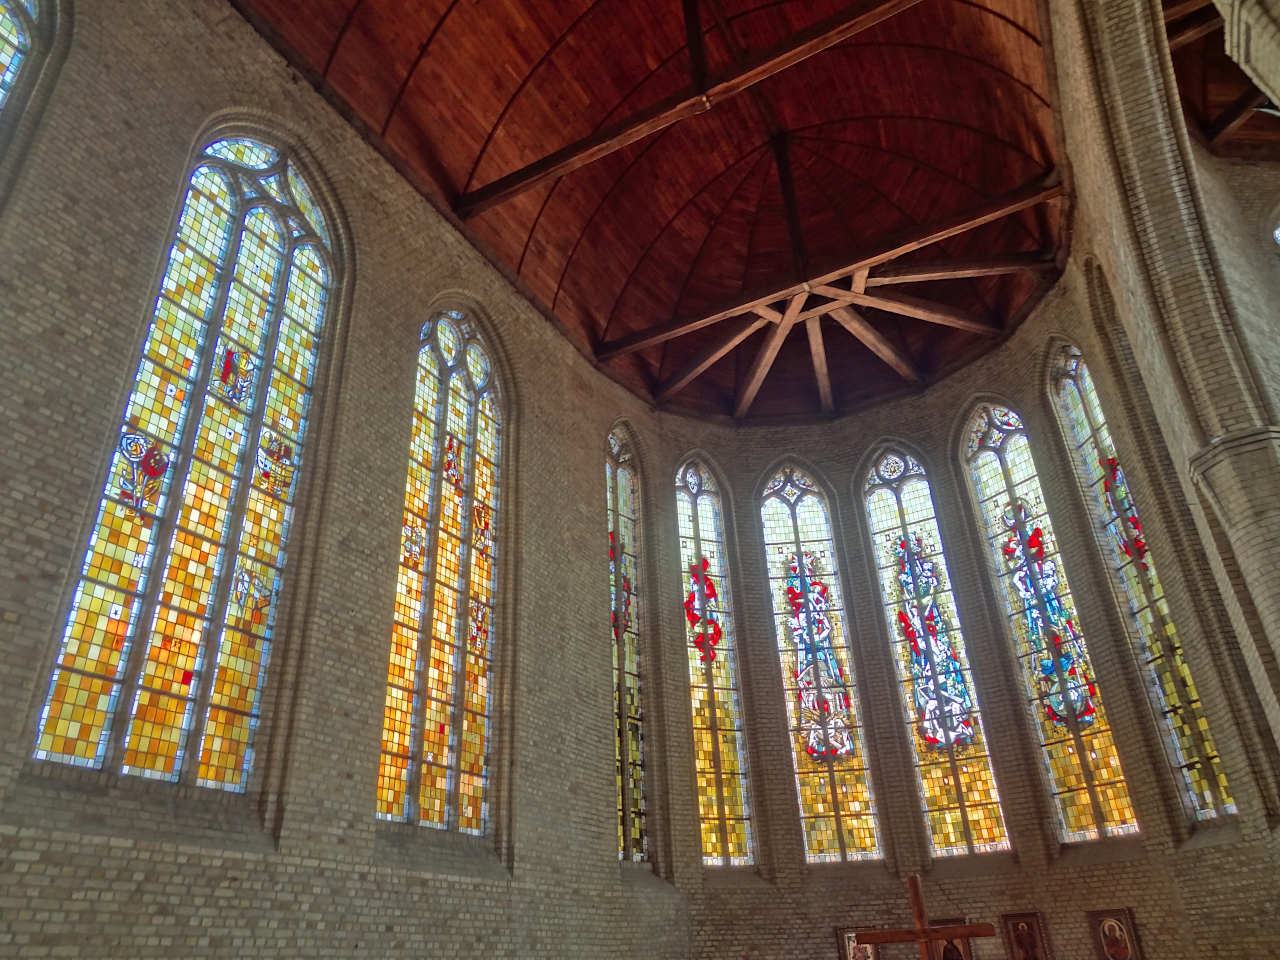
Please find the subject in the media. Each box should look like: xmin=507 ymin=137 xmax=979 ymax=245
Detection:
xmin=234 ymin=0 xmax=1068 ymax=420
xmin=1163 ymin=0 xmax=1280 ymax=160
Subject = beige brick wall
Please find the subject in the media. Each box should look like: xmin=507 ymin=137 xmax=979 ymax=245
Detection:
xmin=1 ymin=1 xmax=1279 ymax=958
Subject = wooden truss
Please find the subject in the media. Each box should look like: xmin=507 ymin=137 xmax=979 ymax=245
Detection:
xmin=595 ymin=172 xmax=1062 ymax=416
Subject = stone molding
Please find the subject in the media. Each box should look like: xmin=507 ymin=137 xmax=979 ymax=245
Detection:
xmin=1219 ymin=0 xmax=1280 ymax=105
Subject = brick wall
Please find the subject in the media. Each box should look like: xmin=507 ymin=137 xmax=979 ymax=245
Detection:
xmin=1 ymin=1 xmax=1279 ymax=958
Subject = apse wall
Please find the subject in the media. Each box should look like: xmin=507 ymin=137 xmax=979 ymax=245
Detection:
xmin=0 ymin=2 xmax=684 ymax=956
xmin=3 ymin=2 xmax=1280 ymax=960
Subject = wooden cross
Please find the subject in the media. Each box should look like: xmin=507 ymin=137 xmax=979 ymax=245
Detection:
xmin=852 ymin=874 xmax=996 ymax=960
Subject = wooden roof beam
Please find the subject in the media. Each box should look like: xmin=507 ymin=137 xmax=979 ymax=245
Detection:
xmin=804 ymin=316 xmax=834 ymax=413
xmin=828 ymin=306 xmax=921 ymax=382
xmin=864 ymin=252 xmax=1056 ymax=285
xmin=655 ymin=314 xmax=769 ymax=401
xmin=1163 ymin=0 xmax=1213 ymax=22
xmin=1208 ymin=85 xmax=1266 ymax=144
xmin=684 ymin=0 xmax=708 ymax=92
xmin=1168 ymin=9 xmax=1223 ymax=51
xmin=735 ymin=294 xmax=804 ymax=418
xmin=838 ymin=289 xmax=999 ymax=334
xmin=454 ymin=0 xmax=925 ymax=217
xmin=595 ymin=172 xmax=1059 ymax=360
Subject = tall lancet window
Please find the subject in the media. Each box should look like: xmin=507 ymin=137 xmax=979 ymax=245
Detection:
xmin=0 ymin=1 xmax=42 ymax=116
xmin=864 ymin=452 xmax=1009 ymax=856
xmin=676 ymin=460 xmax=754 ymax=865
xmin=34 ymin=138 xmax=338 ymax=791
xmin=376 ymin=312 xmax=501 ymax=835
xmin=761 ymin=466 xmax=878 ymax=862
xmin=964 ymin=404 xmax=1138 ymax=841
xmin=1052 ymin=346 xmax=1233 ymax=819
xmin=607 ymin=429 xmax=648 ymax=860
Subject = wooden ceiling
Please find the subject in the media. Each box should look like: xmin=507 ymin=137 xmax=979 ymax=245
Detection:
xmin=1164 ymin=0 xmax=1280 ymax=159
xmin=234 ymin=0 xmax=1067 ymax=420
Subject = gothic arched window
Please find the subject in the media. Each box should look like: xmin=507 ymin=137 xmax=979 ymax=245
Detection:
xmin=0 ymin=1 xmax=43 ymax=118
xmin=761 ymin=466 xmax=878 ymax=862
xmin=1051 ymin=345 xmax=1233 ymax=819
xmin=34 ymin=137 xmax=339 ymax=791
xmin=964 ymin=404 xmax=1138 ymax=841
xmin=864 ymin=451 xmax=1009 ymax=856
xmin=607 ymin=428 xmax=648 ymax=860
xmin=676 ymin=460 xmax=754 ymax=866
xmin=376 ymin=312 xmax=501 ymax=834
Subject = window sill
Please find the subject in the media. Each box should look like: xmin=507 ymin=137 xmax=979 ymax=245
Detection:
xmin=1178 ymin=814 xmax=1241 ymax=851
xmin=4 ymin=758 xmax=273 ymax=853
xmin=1051 ymin=832 xmax=1146 ymax=869
xmin=372 ymin=818 xmax=511 ymax=882
xmin=924 ymin=849 xmax=1020 ymax=880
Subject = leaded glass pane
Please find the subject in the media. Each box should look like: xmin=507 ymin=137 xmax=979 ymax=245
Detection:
xmin=34 ymin=139 xmax=337 ymax=792
xmin=677 ymin=461 xmax=754 ymax=866
xmin=1052 ymin=345 xmax=1233 ymax=820
xmin=865 ymin=452 xmax=1009 ymax=856
xmin=376 ymin=312 xmax=501 ymax=835
xmin=607 ymin=429 xmax=648 ymax=861
xmin=762 ymin=466 xmax=879 ymax=862
xmin=964 ymin=404 xmax=1139 ymax=841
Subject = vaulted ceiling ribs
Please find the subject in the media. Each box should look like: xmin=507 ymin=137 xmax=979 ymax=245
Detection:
xmin=234 ymin=0 xmax=1068 ymax=419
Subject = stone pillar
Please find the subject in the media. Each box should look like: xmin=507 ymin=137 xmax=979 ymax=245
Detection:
xmin=1217 ymin=0 xmax=1280 ymax=105
xmin=1073 ymin=0 xmax=1280 ymax=771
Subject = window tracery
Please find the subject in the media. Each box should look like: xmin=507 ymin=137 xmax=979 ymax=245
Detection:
xmin=607 ymin=428 xmax=648 ymax=860
xmin=0 ymin=1 xmax=40 ymax=116
xmin=676 ymin=460 xmax=753 ymax=865
xmin=761 ymin=466 xmax=878 ymax=862
xmin=1052 ymin=345 xmax=1233 ymax=819
xmin=964 ymin=404 xmax=1139 ymax=841
xmin=376 ymin=311 xmax=500 ymax=834
xmin=34 ymin=137 xmax=337 ymax=791
xmin=864 ymin=451 xmax=1009 ymax=855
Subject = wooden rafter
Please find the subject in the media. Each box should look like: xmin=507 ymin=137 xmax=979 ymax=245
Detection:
xmin=595 ymin=172 xmax=1059 ymax=361
xmin=735 ymin=294 xmax=804 ymax=417
xmin=683 ymin=0 xmax=708 ymax=92
xmin=865 ymin=252 xmax=1055 ymax=285
xmin=656 ymin=315 xmax=768 ymax=401
xmin=453 ymin=0 xmax=925 ymax=217
xmin=1168 ymin=9 xmax=1223 ymax=51
xmin=804 ymin=316 xmax=834 ymax=413
xmin=773 ymin=132 xmax=809 ymax=275
xmin=829 ymin=306 xmax=922 ymax=382
xmin=1163 ymin=0 xmax=1213 ymax=22
xmin=1208 ymin=85 xmax=1267 ymax=144
xmin=814 ymin=287 xmax=998 ymax=334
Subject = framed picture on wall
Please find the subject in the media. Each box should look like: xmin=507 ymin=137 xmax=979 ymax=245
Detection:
xmin=929 ymin=918 xmax=973 ymax=960
xmin=835 ymin=928 xmax=879 ymax=960
xmin=1000 ymin=912 xmax=1053 ymax=960
xmin=1086 ymin=908 xmax=1144 ymax=960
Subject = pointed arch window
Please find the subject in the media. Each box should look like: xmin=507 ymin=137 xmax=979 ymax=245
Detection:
xmin=1052 ymin=345 xmax=1233 ymax=819
xmin=864 ymin=452 xmax=1009 ymax=856
xmin=607 ymin=428 xmax=648 ymax=860
xmin=34 ymin=138 xmax=338 ymax=791
xmin=0 ymin=1 xmax=43 ymax=118
xmin=761 ymin=466 xmax=878 ymax=862
xmin=676 ymin=460 xmax=754 ymax=866
xmin=376 ymin=311 xmax=501 ymax=834
xmin=964 ymin=404 xmax=1138 ymax=841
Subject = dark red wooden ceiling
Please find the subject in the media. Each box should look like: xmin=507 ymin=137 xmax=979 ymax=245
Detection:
xmin=235 ymin=0 xmax=1066 ymax=419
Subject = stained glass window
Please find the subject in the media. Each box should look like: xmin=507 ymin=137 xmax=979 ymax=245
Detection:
xmin=607 ymin=428 xmax=647 ymax=860
xmin=33 ymin=137 xmax=337 ymax=791
xmin=964 ymin=404 xmax=1138 ymax=841
xmin=864 ymin=452 xmax=1009 ymax=856
xmin=376 ymin=311 xmax=500 ymax=835
xmin=676 ymin=460 xmax=754 ymax=866
xmin=761 ymin=467 xmax=878 ymax=862
xmin=0 ymin=1 xmax=40 ymax=116
xmin=1052 ymin=346 xmax=1234 ymax=819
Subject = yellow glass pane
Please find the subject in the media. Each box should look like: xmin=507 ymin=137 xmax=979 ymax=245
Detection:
xmin=208 ymin=628 xmax=267 ymax=714
xmin=33 ymin=670 xmax=117 ymax=766
xmin=122 ymin=689 xmax=192 ymax=780
xmin=82 ymin=500 xmax=156 ymax=596
xmin=57 ymin=582 xmax=136 ymax=678
xmin=197 ymin=707 xmax=254 ymax=789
